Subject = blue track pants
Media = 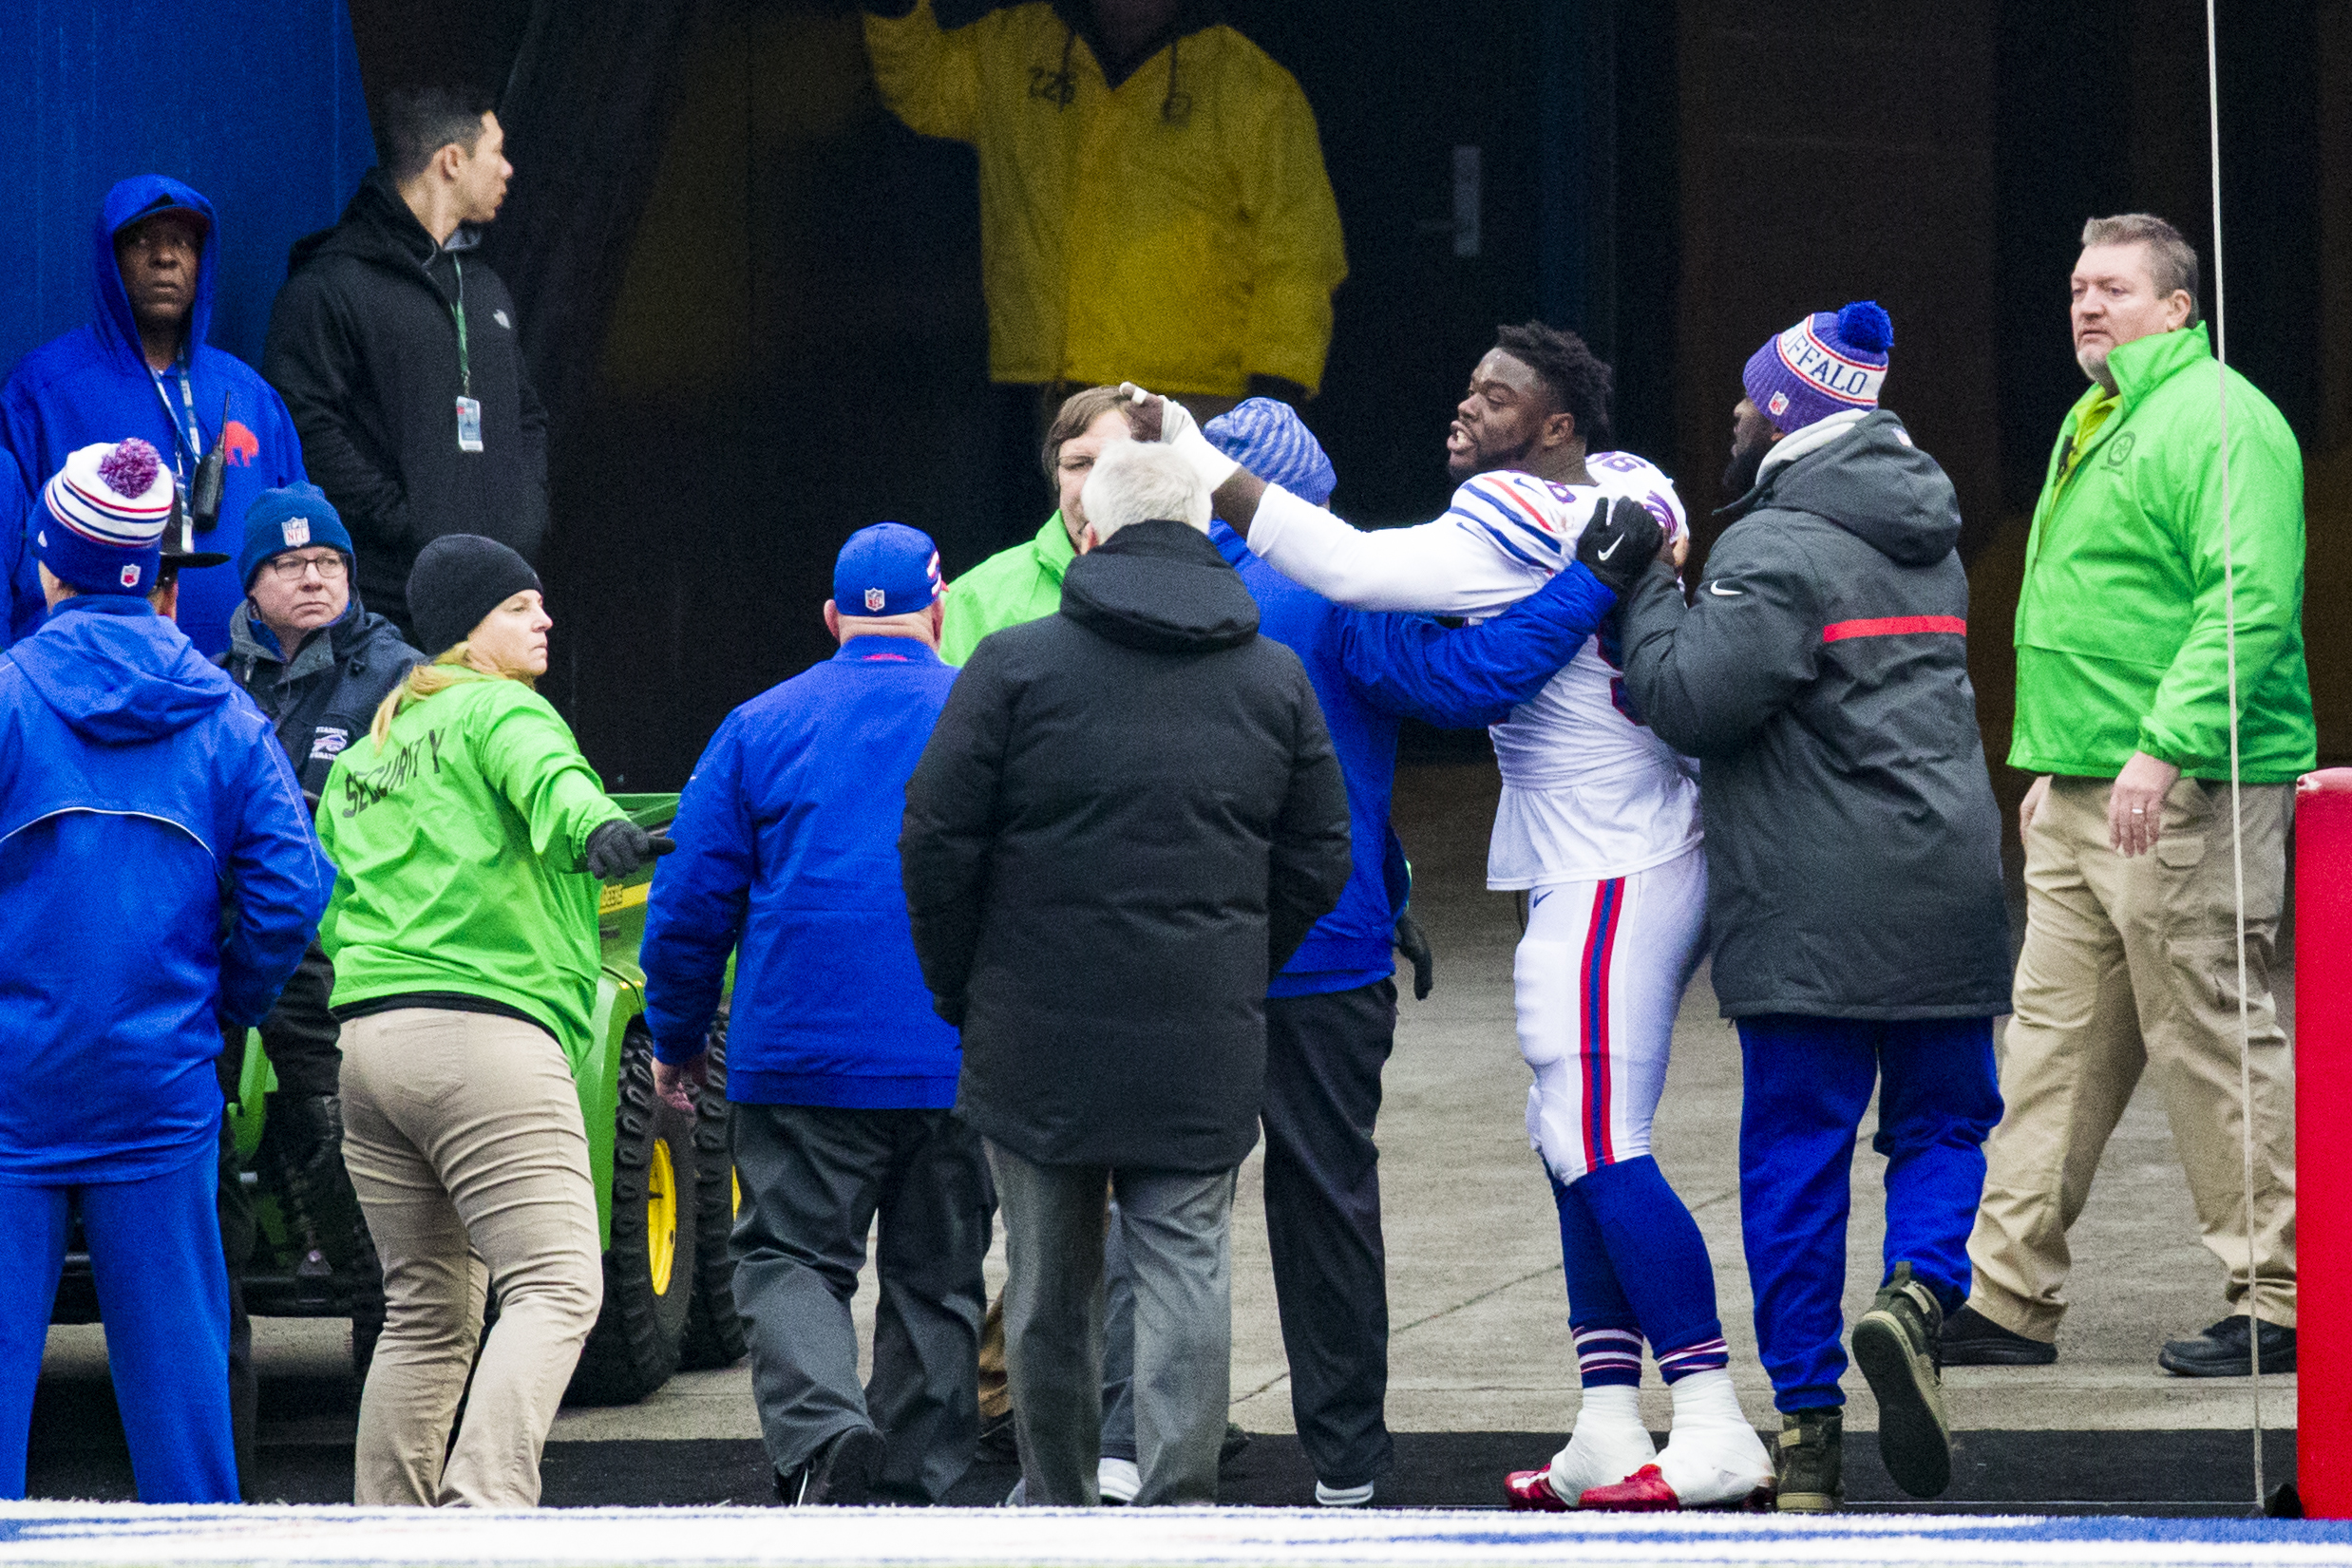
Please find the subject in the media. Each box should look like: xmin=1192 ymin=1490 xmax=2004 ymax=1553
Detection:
xmin=0 ymin=1136 xmax=237 ymax=1502
xmin=1736 ymin=1015 xmax=2001 ymax=1413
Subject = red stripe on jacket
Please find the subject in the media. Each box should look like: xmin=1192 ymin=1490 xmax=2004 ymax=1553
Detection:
xmin=1820 ymin=615 xmax=1966 ymax=644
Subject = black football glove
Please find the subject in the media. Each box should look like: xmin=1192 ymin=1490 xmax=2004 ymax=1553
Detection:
xmin=1574 ymin=495 xmax=1667 ymax=597
xmin=1393 ymin=909 xmax=1434 ymax=1001
xmin=585 ymin=819 xmax=677 ymax=880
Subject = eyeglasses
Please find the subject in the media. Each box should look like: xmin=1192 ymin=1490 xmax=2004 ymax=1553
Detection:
xmin=264 ymin=552 xmax=348 ymax=583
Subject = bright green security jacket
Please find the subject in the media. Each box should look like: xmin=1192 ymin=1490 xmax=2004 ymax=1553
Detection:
xmin=939 ymin=512 xmax=1075 ymax=666
xmin=2012 ymin=322 xmax=2314 ymax=783
xmin=314 ymin=672 xmax=631 ymax=1060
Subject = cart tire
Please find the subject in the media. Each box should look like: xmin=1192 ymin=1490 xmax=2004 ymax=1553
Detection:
xmin=677 ymin=1011 xmax=746 ymax=1370
xmin=565 ymin=1022 xmax=696 ymax=1405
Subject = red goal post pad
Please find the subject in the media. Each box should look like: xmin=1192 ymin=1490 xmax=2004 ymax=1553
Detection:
xmin=2299 ymin=769 xmax=2352 ymax=1515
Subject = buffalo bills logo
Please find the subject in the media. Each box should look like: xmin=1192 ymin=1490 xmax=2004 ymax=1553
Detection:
xmin=222 ymin=421 xmax=259 ymax=467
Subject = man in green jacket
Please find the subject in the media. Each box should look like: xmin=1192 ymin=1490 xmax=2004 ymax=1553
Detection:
xmin=939 ymin=385 xmax=1140 ymax=665
xmin=1946 ymin=213 xmax=2312 ymax=1377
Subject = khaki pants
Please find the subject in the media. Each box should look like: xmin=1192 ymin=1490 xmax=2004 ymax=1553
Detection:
xmin=1967 ymin=776 xmax=2296 ymax=1340
xmin=340 ymin=1010 xmax=604 ymax=1506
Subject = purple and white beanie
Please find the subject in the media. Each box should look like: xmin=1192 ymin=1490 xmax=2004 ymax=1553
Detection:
xmin=1742 ymin=300 xmax=1894 ymax=434
xmin=36 ymin=439 xmax=175 ymax=595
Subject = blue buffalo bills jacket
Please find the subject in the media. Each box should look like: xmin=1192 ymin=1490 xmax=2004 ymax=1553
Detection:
xmin=1212 ymin=520 xmax=1622 ymax=994
xmin=0 ymin=598 xmax=330 ymax=1183
xmin=0 ymin=176 xmax=307 ymax=658
xmin=641 ymin=635 xmax=963 ymax=1107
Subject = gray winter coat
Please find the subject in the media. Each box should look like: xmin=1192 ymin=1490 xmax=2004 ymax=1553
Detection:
xmin=221 ymin=598 xmax=423 ymax=802
xmin=1617 ymin=410 xmax=2011 ymax=1021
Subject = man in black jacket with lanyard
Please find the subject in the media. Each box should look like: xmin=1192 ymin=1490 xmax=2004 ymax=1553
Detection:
xmin=264 ymin=86 xmax=547 ymax=643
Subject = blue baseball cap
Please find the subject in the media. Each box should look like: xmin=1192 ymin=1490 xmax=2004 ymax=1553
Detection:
xmin=833 ymin=522 xmax=941 ymax=617
xmin=1204 ymin=398 xmax=1337 ymax=506
xmin=239 ymin=482 xmax=354 ymax=591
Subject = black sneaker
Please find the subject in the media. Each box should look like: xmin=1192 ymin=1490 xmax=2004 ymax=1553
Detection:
xmin=2159 ymin=1315 xmax=2295 ymax=1377
xmin=778 ymin=1425 xmax=886 ymax=1505
xmin=977 ymin=1407 xmax=1019 ymax=1463
xmin=1850 ymin=1262 xmax=1951 ymax=1499
xmin=1940 ymin=1305 xmax=2057 ymax=1367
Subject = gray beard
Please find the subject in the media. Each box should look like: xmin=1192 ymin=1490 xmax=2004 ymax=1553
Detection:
xmin=2077 ymin=344 xmax=2117 ymax=392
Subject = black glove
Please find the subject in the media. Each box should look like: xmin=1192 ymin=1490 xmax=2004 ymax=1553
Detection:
xmin=585 ymin=819 xmax=677 ymax=880
xmin=1574 ymin=495 xmax=1667 ymax=597
xmin=1393 ymin=909 xmax=1434 ymax=1001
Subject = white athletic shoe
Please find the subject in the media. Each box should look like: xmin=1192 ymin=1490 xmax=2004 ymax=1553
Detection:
xmin=1650 ymin=1370 xmax=1774 ymax=1508
xmin=1547 ymin=1386 xmax=1658 ymax=1501
xmin=1096 ymin=1457 xmax=1140 ymax=1504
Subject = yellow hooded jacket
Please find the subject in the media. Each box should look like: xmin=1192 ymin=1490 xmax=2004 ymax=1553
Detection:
xmin=866 ymin=0 xmax=1347 ymax=398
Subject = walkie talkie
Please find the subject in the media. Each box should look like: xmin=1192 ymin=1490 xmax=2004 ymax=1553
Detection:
xmin=188 ymin=391 xmax=229 ymax=533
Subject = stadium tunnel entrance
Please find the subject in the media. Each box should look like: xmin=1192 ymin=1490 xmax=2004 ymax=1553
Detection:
xmin=343 ymin=0 xmax=2350 ymax=809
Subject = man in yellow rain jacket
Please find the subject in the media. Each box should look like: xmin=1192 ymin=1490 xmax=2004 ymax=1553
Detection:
xmin=864 ymin=0 xmax=1346 ymax=537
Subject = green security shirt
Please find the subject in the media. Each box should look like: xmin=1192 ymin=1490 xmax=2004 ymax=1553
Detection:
xmin=2011 ymin=322 xmax=2315 ymax=783
xmin=314 ymin=673 xmax=630 ymax=1059
xmin=939 ymin=511 xmax=1076 ymax=666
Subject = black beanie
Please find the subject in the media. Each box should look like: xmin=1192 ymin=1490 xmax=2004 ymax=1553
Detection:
xmin=407 ymin=535 xmax=543 ymax=655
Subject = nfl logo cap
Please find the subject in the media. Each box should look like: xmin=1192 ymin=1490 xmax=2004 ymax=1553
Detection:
xmin=36 ymin=438 xmax=174 ymax=595
xmin=238 ymin=482 xmax=355 ymax=591
xmin=834 ymin=522 xmax=941 ymax=617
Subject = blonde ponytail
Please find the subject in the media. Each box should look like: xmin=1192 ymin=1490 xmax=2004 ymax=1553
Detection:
xmin=370 ymin=643 xmax=486 ymax=746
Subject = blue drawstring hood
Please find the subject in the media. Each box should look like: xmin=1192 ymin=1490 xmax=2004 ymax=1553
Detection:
xmin=1 ymin=177 xmax=309 ymax=661
xmin=0 ymin=597 xmax=330 ymax=1184
xmin=90 ymin=176 xmax=218 ymax=376
xmin=12 ymin=597 xmax=235 ymax=746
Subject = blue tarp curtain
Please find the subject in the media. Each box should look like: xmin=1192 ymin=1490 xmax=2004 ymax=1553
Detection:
xmin=0 ymin=0 xmax=374 ymax=376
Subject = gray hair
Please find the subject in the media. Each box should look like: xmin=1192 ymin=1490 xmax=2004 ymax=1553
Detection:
xmin=1079 ymin=441 xmax=1211 ymax=542
xmin=2080 ymin=213 xmax=2203 ymax=327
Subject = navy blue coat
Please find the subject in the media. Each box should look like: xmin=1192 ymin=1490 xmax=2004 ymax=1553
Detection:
xmin=641 ymin=636 xmax=964 ymax=1108
xmin=0 ymin=598 xmax=330 ymax=1182
xmin=0 ymin=176 xmax=309 ymax=658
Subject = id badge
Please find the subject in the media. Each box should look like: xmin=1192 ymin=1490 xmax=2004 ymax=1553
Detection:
xmin=455 ymin=396 xmax=484 ymax=453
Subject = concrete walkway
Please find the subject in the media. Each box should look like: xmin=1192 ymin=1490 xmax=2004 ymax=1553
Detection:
xmin=37 ymin=764 xmax=2294 ymax=1484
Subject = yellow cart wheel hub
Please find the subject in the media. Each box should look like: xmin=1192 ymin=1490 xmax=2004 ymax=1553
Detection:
xmin=648 ymin=1140 xmax=678 ymax=1296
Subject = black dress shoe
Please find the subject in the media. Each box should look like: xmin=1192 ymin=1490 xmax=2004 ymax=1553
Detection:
xmin=778 ymin=1425 xmax=886 ymax=1504
xmin=977 ymin=1408 xmax=1018 ymax=1463
xmin=1940 ymin=1305 xmax=2057 ymax=1366
xmin=2159 ymin=1315 xmax=2295 ymax=1376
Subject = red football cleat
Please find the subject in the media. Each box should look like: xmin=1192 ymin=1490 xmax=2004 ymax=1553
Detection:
xmin=1503 ymin=1467 xmax=1572 ymax=1511
xmin=1579 ymin=1463 xmax=1681 ymax=1512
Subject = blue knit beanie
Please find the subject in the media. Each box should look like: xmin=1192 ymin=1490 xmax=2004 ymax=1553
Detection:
xmin=238 ymin=483 xmax=354 ymax=591
xmin=1742 ymin=301 xmax=1894 ymax=434
xmin=1204 ymin=398 xmax=1337 ymax=505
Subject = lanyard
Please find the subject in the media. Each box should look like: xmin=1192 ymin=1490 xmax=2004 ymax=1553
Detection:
xmin=150 ymin=359 xmax=202 ymax=479
xmin=448 ymin=255 xmax=471 ymax=398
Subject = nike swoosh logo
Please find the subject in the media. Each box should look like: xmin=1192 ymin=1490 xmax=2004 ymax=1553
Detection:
xmin=1530 ymin=890 xmax=1552 ymax=910
xmin=1707 ymin=582 xmax=1744 ymax=596
xmin=1597 ymin=537 xmax=1622 ymax=561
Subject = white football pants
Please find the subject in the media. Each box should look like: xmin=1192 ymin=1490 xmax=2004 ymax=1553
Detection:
xmin=1514 ymin=844 xmax=1708 ymax=1184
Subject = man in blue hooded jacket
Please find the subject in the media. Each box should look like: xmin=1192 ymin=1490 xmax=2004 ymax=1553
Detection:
xmin=0 ymin=438 xmax=330 ymax=1502
xmin=1 ymin=175 xmax=308 ymax=659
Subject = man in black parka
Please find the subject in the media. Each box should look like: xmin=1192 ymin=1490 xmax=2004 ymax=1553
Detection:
xmin=262 ymin=85 xmax=547 ymax=643
xmin=1616 ymin=303 xmax=2010 ymax=1515
xmin=901 ymin=441 xmax=1350 ymax=1508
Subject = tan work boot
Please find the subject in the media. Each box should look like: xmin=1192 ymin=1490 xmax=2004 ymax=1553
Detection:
xmin=1773 ymin=1407 xmax=1842 ymax=1513
xmin=1852 ymin=1261 xmax=1952 ymax=1499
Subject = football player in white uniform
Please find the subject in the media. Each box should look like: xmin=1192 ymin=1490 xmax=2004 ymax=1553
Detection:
xmin=1121 ymin=324 xmax=1773 ymax=1512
